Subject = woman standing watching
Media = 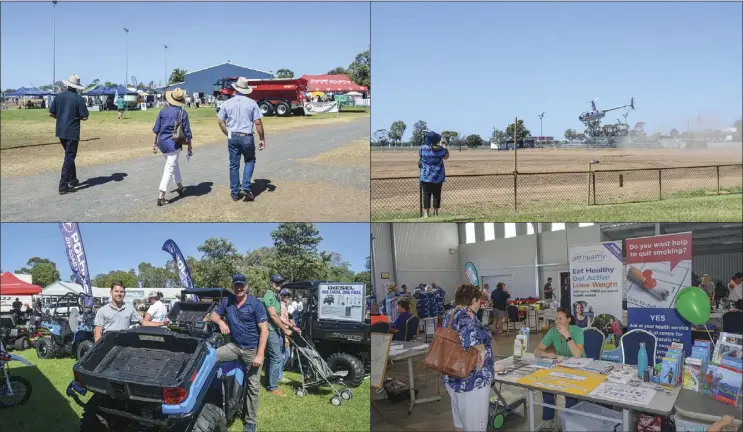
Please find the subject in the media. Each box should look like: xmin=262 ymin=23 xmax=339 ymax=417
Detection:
xmin=419 ymin=131 xmax=449 ymax=218
xmin=535 ymin=307 xmax=585 ymax=430
xmin=442 ymin=284 xmax=493 ymax=432
xmin=152 ymin=88 xmax=193 ymax=206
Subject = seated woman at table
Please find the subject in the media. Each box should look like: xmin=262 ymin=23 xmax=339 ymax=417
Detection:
xmin=534 ymin=307 xmax=585 ymax=430
xmin=442 ymin=284 xmax=493 ymax=432
xmin=390 ymin=300 xmax=413 ymax=341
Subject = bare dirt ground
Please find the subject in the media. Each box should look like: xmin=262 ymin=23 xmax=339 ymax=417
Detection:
xmin=370 ymin=148 xmax=743 ymax=217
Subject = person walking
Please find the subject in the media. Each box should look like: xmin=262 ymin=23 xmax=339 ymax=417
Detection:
xmin=262 ymin=274 xmax=291 ymax=396
xmin=543 ymin=277 xmax=554 ymax=300
xmin=698 ymin=274 xmax=716 ymax=302
xmin=419 ymin=131 xmax=449 ymax=217
xmin=442 ymin=284 xmax=493 ymax=432
xmin=49 ymin=74 xmax=89 ymax=194
xmin=152 ymin=88 xmax=193 ymax=206
xmin=490 ymin=282 xmax=510 ymax=336
xmin=217 ymin=77 xmax=266 ymax=202
xmin=116 ymin=94 xmax=125 ymax=120
xmin=208 ymin=274 xmax=269 ymax=432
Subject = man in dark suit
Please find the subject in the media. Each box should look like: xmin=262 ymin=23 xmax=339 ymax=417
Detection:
xmin=49 ymin=74 xmax=89 ymax=194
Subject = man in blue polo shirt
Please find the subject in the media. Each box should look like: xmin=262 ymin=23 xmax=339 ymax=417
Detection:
xmin=49 ymin=74 xmax=89 ymax=194
xmin=208 ymin=274 xmax=269 ymax=432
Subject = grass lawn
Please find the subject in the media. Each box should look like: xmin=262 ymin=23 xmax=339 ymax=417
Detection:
xmin=374 ymin=193 xmax=743 ymax=222
xmin=0 ymin=107 xmax=369 ymax=177
xmin=2 ymin=349 xmax=370 ymax=431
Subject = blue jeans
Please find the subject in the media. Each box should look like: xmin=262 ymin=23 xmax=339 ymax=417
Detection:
xmin=265 ymin=329 xmax=283 ymax=391
xmin=279 ymin=340 xmax=290 ymax=381
xmin=227 ymin=135 xmax=256 ymax=198
xmin=59 ymin=139 xmax=79 ymax=188
xmin=542 ymin=392 xmax=577 ymax=420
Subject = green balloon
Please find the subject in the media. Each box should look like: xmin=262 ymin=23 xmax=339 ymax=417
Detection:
xmin=675 ymin=286 xmax=711 ymax=325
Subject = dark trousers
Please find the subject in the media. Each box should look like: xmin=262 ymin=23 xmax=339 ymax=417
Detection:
xmin=421 ymin=181 xmax=443 ymax=209
xmin=227 ymin=135 xmax=256 ymax=198
xmin=542 ymin=392 xmax=577 ymax=420
xmin=59 ymin=139 xmax=79 ymax=189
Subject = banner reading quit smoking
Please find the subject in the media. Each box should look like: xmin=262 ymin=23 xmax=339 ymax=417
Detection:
xmin=568 ymin=241 xmax=624 ymax=328
xmin=626 ymin=232 xmax=693 ymax=362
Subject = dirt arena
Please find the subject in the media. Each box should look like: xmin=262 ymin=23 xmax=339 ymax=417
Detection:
xmin=371 ymin=147 xmax=743 ymax=217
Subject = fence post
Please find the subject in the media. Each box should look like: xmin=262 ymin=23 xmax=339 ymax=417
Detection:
xmin=587 ymin=171 xmax=591 ymax=205
xmin=717 ymin=165 xmax=720 ymax=195
xmin=658 ymin=169 xmax=662 ymax=200
xmin=513 ymin=173 xmax=518 ymax=211
xmin=419 ymin=182 xmax=423 ymax=217
xmin=592 ymin=172 xmax=596 ymax=205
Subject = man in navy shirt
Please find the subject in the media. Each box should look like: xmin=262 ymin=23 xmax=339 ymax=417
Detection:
xmin=49 ymin=74 xmax=89 ymax=194
xmin=208 ymin=274 xmax=269 ymax=432
xmin=390 ymin=300 xmax=413 ymax=341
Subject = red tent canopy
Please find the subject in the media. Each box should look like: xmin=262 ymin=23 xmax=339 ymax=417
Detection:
xmin=300 ymin=74 xmax=368 ymax=92
xmin=0 ymin=272 xmax=42 ymax=295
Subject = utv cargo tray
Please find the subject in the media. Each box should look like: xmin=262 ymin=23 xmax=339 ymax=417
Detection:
xmin=74 ymin=329 xmax=207 ymax=400
xmin=167 ymin=301 xmax=217 ymax=335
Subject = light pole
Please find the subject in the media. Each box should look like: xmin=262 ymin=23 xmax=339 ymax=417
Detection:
xmin=123 ymin=28 xmax=129 ymax=86
xmin=52 ymin=1 xmax=57 ymax=92
xmin=539 ymin=112 xmax=545 ymax=140
xmin=163 ymin=45 xmax=168 ymax=87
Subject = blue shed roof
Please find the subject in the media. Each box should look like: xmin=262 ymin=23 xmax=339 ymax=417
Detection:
xmin=155 ymin=62 xmax=274 ymax=95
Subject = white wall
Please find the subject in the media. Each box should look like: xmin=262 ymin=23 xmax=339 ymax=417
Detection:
xmin=371 ymin=223 xmax=394 ymax=301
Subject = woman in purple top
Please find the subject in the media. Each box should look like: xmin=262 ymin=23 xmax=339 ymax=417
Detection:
xmin=390 ymin=300 xmax=413 ymax=341
xmin=152 ymin=88 xmax=193 ymax=206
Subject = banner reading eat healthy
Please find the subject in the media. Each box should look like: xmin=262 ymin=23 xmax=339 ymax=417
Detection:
xmin=626 ymin=232 xmax=693 ymax=362
xmin=569 ymin=242 xmax=624 ymax=327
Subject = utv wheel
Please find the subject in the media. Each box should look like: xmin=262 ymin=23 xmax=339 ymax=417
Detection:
xmin=36 ymin=337 xmax=55 ymax=359
xmin=76 ymin=340 xmax=93 ymax=362
xmin=330 ymin=396 xmax=342 ymax=406
xmin=14 ymin=336 xmax=29 ymax=351
xmin=326 ymin=352 xmax=365 ymax=388
xmin=340 ymin=390 xmax=352 ymax=400
xmin=192 ymin=403 xmax=227 ymax=432
xmin=296 ymin=389 xmax=305 ymax=397
xmin=79 ymin=394 xmax=107 ymax=432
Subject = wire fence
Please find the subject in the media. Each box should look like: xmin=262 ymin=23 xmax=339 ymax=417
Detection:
xmin=371 ymin=164 xmax=743 ymax=220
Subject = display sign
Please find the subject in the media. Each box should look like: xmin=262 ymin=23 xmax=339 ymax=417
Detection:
xmin=465 ymin=262 xmax=479 ymax=286
xmin=626 ymin=232 xmax=693 ymax=362
xmin=568 ymin=242 xmax=624 ymax=328
xmin=318 ymin=283 xmax=366 ymax=323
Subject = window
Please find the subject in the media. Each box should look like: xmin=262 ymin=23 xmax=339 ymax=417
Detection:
xmin=527 ymin=223 xmax=535 ymax=235
xmin=579 ymin=223 xmax=594 ymax=227
xmin=465 ymin=223 xmax=476 ymax=244
xmin=505 ymin=223 xmax=516 ymax=238
xmin=484 ymin=223 xmax=495 ymax=241
xmin=552 ymin=223 xmax=565 ymax=231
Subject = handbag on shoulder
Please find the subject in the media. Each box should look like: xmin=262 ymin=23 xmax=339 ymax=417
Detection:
xmin=172 ymin=107 xmax=187 ymax=145
xmin=424 ymin=307 xmax=479 ymax=378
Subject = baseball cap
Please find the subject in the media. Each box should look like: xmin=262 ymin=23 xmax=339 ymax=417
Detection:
xmin=232 ymin=274 xmax=247 ymax=286
xmin=270 ymin=274 xmax=285 ymax=284
xmin=280 ymin=288 xmax=291 ymax=296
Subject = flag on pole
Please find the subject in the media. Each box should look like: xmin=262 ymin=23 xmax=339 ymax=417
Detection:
xmin=162 ymin=239 xmax=197 ymax=301
xmin=59 ymin=223 xmax=94 ymax=307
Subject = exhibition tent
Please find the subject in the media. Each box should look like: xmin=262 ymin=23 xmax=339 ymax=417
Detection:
xmin=0 ymin=272 xmax=42 ymax=295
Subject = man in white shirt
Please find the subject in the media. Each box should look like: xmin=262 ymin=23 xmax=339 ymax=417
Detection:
xmin=728 ymin=273 xmax=743 ymax=303
xmin=144 ymin=291 xmax=170 ymax=325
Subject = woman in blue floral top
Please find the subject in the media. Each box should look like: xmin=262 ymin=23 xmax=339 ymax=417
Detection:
xmin=441 ymin=284 xmax=493 ymax=432
xmin=419 ymin=131 xmax=449 ymax=218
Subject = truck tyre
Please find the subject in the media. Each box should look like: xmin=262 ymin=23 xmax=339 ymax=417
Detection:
xmin=326 ymin=353 xmax=365 ymax=388
xmin=36 ymin=337 xmax=55 ymax=359
xmin=77 ymin=340 xmax=94 ymax=362
xmin=79 ymin=394 xmax=107 ymax=432
xmin=191 ymin=403 xmax=227 ymax=432
xmin=14 ymin=336 xmax=29 ymax=351
xmin=275 ymin=102 xmax=290 ymax=117
xmin=258 ymin=101 xmax=274 ymax=116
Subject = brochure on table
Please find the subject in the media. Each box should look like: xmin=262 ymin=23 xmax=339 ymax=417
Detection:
xmin=626 ymin=232 xmax=693 ymax=363
xmin=318 ymin=283 xmax=366 ymax=323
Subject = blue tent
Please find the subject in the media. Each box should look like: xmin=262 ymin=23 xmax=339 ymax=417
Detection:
xmin=106 ymin=85 xmax=137 ymax=96
xmin=83 ymin=85 xmax=106 ymax=96
xmin=6 ymin=87 xmax=51 ymax=97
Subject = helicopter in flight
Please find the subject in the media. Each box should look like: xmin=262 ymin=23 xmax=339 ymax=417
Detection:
xmin=579 ymin=97 xmax=635 ymax=123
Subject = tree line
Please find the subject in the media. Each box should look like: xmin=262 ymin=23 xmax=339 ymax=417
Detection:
xmin=7 ymin=223 xmax=370 ymax=298
xmin=372 ymin=119 xmax=533 ymax=148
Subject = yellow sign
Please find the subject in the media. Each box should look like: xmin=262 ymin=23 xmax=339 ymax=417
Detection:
xmin=516 ymin=366 xmax=607 ymax=396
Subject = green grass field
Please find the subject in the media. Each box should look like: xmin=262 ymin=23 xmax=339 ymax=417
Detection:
xmin=374 ymin=193 xmax=743 ymax=222
xmin=3 ymin=349 xmax=370 ymax=431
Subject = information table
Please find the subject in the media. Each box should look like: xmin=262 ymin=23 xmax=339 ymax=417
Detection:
xmin=674 ymin=388 xmax=742 ymax=428
xmin=389 ymin=341 xmax=440 ymax=415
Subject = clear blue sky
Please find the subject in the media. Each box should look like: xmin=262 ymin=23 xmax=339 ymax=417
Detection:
xmin=372 ymin=2 xmax=742 ymax=140
xmin=0 ymin=1 xmax=369 ymax=89
xmin=0 ymin=223 xmax=370 ymax=280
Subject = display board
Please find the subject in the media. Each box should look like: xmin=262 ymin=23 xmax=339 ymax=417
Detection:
xmin=317 ymin=283 xmax=366 ymax=323
xmin=568 ymin=242 xmax=624 ymax=328
xmin=626 ymin=232 xmax=693 ymax=362
xmin=371 ymin=333 xmax=393 ymax=389
xmin=516 ymin=366 xmax=607 ymax=396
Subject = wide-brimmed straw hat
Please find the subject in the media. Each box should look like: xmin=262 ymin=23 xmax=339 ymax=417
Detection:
xmin=386 ymin=284 xmax=398 ymax=292
xmin=64 ymin=74 xmax=84 ymax=90
xmin=166 ymin=88 xmax=186 ymax=107
xmin=231 ymin=77 xmax=253 ymax=95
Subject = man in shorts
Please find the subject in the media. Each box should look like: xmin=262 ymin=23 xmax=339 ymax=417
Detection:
xmin=490 ymin=282 xmax=510 ymax=335
xmin=208 ymin=274 xmax=269 ymax=432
